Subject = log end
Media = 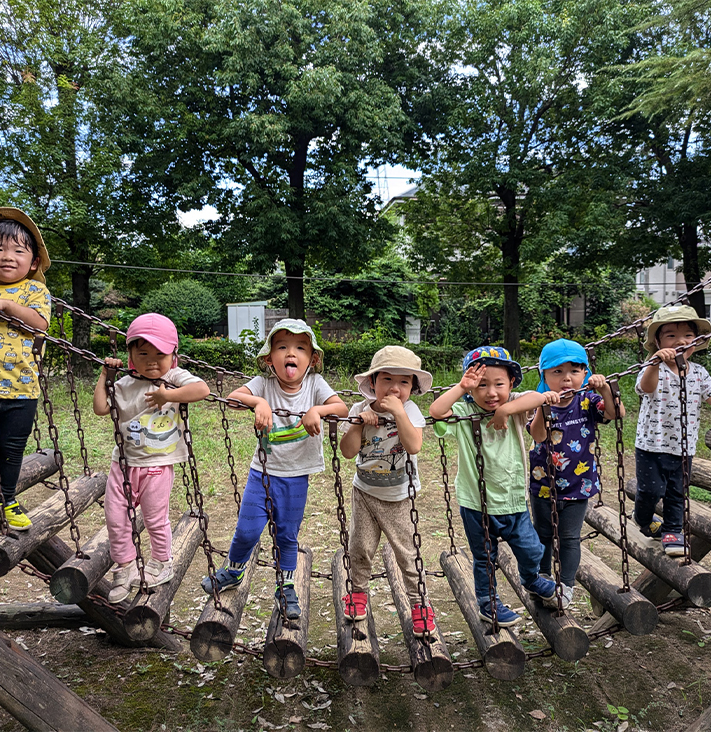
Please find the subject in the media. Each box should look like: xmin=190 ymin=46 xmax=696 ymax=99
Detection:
xmin=687 ymin=571 xmax=711 ymax=608
xmin=190 ymin=621 xmax=236 ymax=662
xmin=483 ymin=638 xmax=526 ymax=680
xmin=123 ymin=605 xmax=161 ymax=642
xmin=551 ymin=623 xmax=590 ymax=662
xmin=413 ymin=654 xmax=454 ymax=693
xmin=263 ymin=637 xmax=305 ymax=679
xmin=50 ymin=570 xmax=89 ymax=606
xmin=338 ymin=651 xmax=380 ymax=687
xmin=621 ymin=600 xmax=659 ymax=636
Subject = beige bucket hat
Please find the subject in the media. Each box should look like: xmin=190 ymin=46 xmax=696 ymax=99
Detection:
xmin=355 ymin=345 xmax=433 ymax=399
xmin=644 ymin=304 xmax=711 ymax=352
xmin=0 ymin=207 xmax=51 ymax=284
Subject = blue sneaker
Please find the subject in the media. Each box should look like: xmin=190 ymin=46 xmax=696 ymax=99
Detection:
xmin=523 ymin=575 xmax=557 ymax=601
xmin=201 ymin=567 xmax=244 ymax=594
xmin=276 ymin=584 xmax=301 ymax=619
xmin=478 ymin=599 xmax=522 ymax=627
xmin=662 ymin=532 xmax=685 ymax=557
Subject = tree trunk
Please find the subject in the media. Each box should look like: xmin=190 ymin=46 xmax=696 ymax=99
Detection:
xmin=285 ymin=259 xmax=305 ymax=321
xmin=70 ymin=262 xmax=93 ymax=377
xmin=679 ymin=222 xmax=705 ymax=317
xmin=501 ymin=232 xmax=521 ymax=355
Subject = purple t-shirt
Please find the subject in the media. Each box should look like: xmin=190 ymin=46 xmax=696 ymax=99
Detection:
xmin=528 ymin=391 xmax=607 ymax=501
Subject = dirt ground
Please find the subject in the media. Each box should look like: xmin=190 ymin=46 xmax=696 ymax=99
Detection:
xmin=1 ymin=399 xmax=711 ymax=732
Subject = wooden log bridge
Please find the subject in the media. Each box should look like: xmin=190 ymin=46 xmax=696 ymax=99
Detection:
xmin=576 ymin=545 xmax=658 ymax=635
xmin=383 ymin=542 xmax=453 ymax=692
xmin=331 ymin=547 xmax=379 ymax=686
xmin=440 ymin=548 xmax=525 ymax=680
xmin=497 ymin=543 xmax=590 ymax=662
xmin=50 ymin=510 xmax=145 ymax=605
xmin=16 ymin=451 xmax=59 ymax=496
xmin=123 ymin=511 xmax=203 ymax=641
xmin=0 ymin=631 xmax=119 ymax=732
xmin=190 ymin=541 xmax=260 ymax=662
xmin=585 ymin=503 xmax=711 ymax=607
xmin=263 ymin=546 xmax=313 ymax=679
xmin=0 ymin=603 xmax=89 ymax=630
xmin=0 ymin=472 xmax=108 ymax=577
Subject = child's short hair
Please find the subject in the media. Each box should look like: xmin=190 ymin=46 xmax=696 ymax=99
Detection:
xmin=0 ymin=220 xmax=38 ymax=260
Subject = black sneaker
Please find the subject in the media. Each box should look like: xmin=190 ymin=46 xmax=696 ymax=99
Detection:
xmin=201 ymin=567 xmax=244 ymax=594
xmin=276 ymin=584 xmax=301 ymax=619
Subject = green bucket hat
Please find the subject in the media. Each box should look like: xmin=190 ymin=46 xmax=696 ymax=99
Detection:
xmin=644 ymin=305 xmax=711 ymax=353
xmin=257 ymin=318 xmax=324 ymax=372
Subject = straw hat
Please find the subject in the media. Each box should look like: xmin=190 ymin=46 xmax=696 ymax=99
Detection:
xmin=0 ymin=208 xmax=51 ymax=284
xmin=644 ymin=305 xmax=711 ymax=353
xmin=355 ymin=346 xmax=433 ymax=399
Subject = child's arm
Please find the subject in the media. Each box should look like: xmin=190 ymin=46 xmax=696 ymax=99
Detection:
xmin=587 ymin=374 xmax=625 ymax=419
xmin=93 ymin=357 xmax=123 ymax=416
xmin=301 ymin=395 xmax=348 ymax=437
xmin=145 ymin=379 xmax=211 ymax=409
xmin=429 ymin=364 xmax=486 ymax=419
xmin=379 ymin=396 xmax=423 ymax=454
xmin=491 ymin=390 xmax=559 ymax=433
xmin=638 ymin=349 xmax=675 ymax=393
xmin=340 ymin=409 xmax=379 ymax=459
xmin=226 ymin=386 xmax=273 ymax=432
xmin=0 ymin=298 xmax=48 ymax=330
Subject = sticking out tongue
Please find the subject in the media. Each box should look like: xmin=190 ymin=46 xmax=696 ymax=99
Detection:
xmin=286 ymin=364 xmax=297 ymax=379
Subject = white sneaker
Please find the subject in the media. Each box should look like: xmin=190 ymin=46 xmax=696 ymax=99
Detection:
xmin=133 ymin=558 xmax=174 ymax=588
xmin=543 ymin=584 xmax=574 ymax=610
xmin=108 ymin=563 xmax=139 ymax=603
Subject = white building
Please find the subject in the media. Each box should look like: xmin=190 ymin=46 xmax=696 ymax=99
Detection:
xmin=635 ymin=258 xmax=711 ymax=317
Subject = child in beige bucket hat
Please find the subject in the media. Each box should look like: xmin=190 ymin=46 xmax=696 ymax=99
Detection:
xmin=634 ymin=304 xmax=711 ymax=557
xmin=340 ymin=346 xmax=437 ymax=636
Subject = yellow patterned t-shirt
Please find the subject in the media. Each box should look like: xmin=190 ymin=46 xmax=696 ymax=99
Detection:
xmin=0 ymin=278 xmax=51 ymax=399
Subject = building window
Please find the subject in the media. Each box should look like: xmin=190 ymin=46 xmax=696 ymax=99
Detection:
xmin=668 ymin=256 xmax=674 ymax=269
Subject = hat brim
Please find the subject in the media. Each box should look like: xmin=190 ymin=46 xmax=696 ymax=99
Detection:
xmin=645 ymin=318 xmax=711 ymax=353
xmin=0 ymin=208 xmax=50 ymax=284
xmin=355 ymin=367 xmax=433 ymax=399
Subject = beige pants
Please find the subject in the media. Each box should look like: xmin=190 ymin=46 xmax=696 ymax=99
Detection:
xmin=348 ymin=486 xmax=427 ymax=607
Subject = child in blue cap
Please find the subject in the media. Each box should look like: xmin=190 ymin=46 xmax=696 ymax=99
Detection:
xmin=528 ymin=338 xmax=622 ymax=608
xmin=430 ymin=346 xmax=558 ymax=627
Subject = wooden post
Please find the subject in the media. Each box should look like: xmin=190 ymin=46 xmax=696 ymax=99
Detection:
xmin=331 ymin=548 xmax=380 ymax=686
xmin=576 ymin=545 xmax=658 ymax=635
xmin=123 ymin=511 xmax=203 ymax=642
xmin=497 ymin=543 xmax=590 ymax=662
xmin=0 ymin=631 xmax=119 ymax=731
xmin=691 ymin=455 xmax=711 ymax=494
xmin=29 ymin=535 xmax=181 ymax=652
xmin=0 ymin=603 xmax=88 ymax=630
xmin=263 ymin=546 xmax=312 ymax=679
xmin=383 ymin=542 xmax=453 ymax=692
xmin=684 ymin=704 xmax=711 ymax=732
xmin=16 ymin=451 xmax=59 ymax=496
xmin=440 ymin=549 xmax=525 ymax=680
xmin=0 ymin=472 xmax=108 ymax=576
xmin=585 ymin=503 xmax=711 ymax=607
xmin=191 ymin=542 xmax=260 ymax=662
xmin=50 ymin=511 xmax=145 ymax=605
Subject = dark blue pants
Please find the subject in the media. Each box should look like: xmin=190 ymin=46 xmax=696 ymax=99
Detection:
xmin=228 ymin=468 xmax=309 ymax=572
xmin=530 ymin=496 xmax=588 ymax=587
xmin=0 ymin=399 xmax=37 ymax=503
xmin=460 ymin=506 xmax=544 ymax=603
xmin=634 ymin=447 xmax=689 ymax=534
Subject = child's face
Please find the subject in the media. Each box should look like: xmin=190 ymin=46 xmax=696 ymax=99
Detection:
xmin=129 ymin=341 xmax=174 ymax=380
xmin=543 ymin=362 xmax=587 ymax=395
xmin=657 ymin=322 xmax=697 ymax=359
xmin=371 ymin=371 xmax=413 ymax=411
xmin=264 ymin=330 xmax=315 ymax=391
xmin=0 ymin=238 xmax=39 ymax=285
xmin=470 ymin=365 xmax=513 ymax=411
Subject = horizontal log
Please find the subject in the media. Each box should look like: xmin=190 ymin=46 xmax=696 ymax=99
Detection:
xmin=123 ymin=511 xmax=203 ymax=642
xmin=0 ymin=472 xmax=107 ymax=576
xmin=576 ymin=545 xmax=657 ymax=635
xmin=50 ymin=511 xmax=145 ymax=605
xmin=191 ymin=542 xmax=260 ymax=662
xmin=692 ymin=455 xmax=711 ymax=491
xmin=263 ymin=546 xmax=312 ymax=679
xmin=440 ymin=548 xmax=525 ymax=680
xmin=585 ymin=503 xmax=711 ymax=607
xmin=331 ymin=547 xmax=379 ymax=686
xmin=497 ymin=543 xmax=589 ymax=662
xmin=383 ymin=542 xmax=453 ymax=693
xmin=0 ymin=631 xmax=118 ymax=731
xmin=16 ymin=451 xmax=59 ymax=495
xmin=0 ymin=603 xmax=88 ymax=630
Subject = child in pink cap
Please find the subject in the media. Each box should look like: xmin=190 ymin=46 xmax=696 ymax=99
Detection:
xmin=93 ymin=313 xmax=210 ymax=602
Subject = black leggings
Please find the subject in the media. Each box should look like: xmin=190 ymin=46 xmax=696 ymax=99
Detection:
xmin=0 ymin=399 xmax=38 ymax=503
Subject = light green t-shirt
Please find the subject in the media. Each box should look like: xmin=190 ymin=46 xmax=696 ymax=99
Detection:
xmin=433 ymin=393 xmax=530 ymax=515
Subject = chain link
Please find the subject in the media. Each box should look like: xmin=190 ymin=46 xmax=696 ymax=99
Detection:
xmin=216 ymin=371 xmax=242 ymax=512
xmin=676 ymin=354 xmax=692 ymax=566
xmin=609 ymin=380 xmax=630 ymax=591
xmin=438 ymin=438 xmax=458 ymax=555
xmin=405 ymin=455 xmax=431 ymax=643
xmin=541 ymin=404 xmax=564 ymax=615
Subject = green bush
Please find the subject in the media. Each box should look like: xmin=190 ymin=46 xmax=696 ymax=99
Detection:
xmin=140 ymin=280 xmax=221 ymax=337
xmin=179 ymin=338 xmax=252 ymax=375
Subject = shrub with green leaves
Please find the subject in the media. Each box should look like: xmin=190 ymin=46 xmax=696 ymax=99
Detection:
xmin=140 ymin=280 xmax=221 ymax=337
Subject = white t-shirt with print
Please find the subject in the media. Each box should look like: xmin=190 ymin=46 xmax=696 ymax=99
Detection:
xmin=635 ymin=361 xmax=711 ymax=456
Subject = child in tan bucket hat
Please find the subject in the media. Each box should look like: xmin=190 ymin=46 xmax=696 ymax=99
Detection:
xmin=339 ymin=345 xmax=437 ymax=636
xmin=634 ymin=305 xmax=711 ymax=557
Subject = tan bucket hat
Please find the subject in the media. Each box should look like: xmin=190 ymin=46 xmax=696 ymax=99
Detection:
xmin=355 ymin=345 xmax=433 ymax=399
xmin=0 ymin=207 xmax=51 ymax=283
xmin=644 ymin=304 xmax=711 ymax=352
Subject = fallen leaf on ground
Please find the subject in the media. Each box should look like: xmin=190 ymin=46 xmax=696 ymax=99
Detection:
xmin=529 ymin=710 xmax=546 ymax=720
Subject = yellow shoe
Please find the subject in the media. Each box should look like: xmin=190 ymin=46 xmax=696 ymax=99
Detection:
xmin=4 ymin=502 xmax=31 ymax=531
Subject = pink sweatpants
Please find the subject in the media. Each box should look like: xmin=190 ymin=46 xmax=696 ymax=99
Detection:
xmin=105 ymin=462 xmax=174 ymax=565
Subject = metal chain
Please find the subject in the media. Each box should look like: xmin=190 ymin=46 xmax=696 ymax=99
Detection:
xmin=215 ymin=370 xmax=242 ymax=512
xmin=676 ymin=354 xmax=692 ymax=566
xmin=610 ymin=380 xmax=630 ymax=591
xmin=587 ymin=347 xmax=605 ymax=508
xmin=180 ymin=462 xmax=195 ymax=514
xmin=438 ymin=438 xmax=457 ymax=555
xmin=541 ymin=404 xmax=564 ymax=615
xmin=405 ymin=455 xmax=431 ymax=643
xmin=32 ymin=410 xmax=43 ymax=452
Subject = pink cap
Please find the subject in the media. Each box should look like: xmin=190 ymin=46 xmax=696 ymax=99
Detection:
xmin=126 ymin=313 xmax=179 ymax=369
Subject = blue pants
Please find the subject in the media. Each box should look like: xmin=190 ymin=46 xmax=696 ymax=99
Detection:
xmin=460 ymin=506 xmax=544 ymax=603
xmin=228 ymin=468 xmax=309 ymax=572
xmin=634 ymin=448 xmax=690 ymax=534
xmin=0 ymin=399 xmax=37 ymax=503
xmin=530 ymin=496 xmax=588 ymax=587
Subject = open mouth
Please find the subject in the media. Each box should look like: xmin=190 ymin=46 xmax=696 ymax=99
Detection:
xmin=285 ymin=361 xmax=298 ymax=379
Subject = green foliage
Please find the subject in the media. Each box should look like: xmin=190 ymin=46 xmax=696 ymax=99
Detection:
xmin=140 ymin=280 xmax=221 ymax=337
xmin=179 ymin=338 xmax=252 ymax=374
